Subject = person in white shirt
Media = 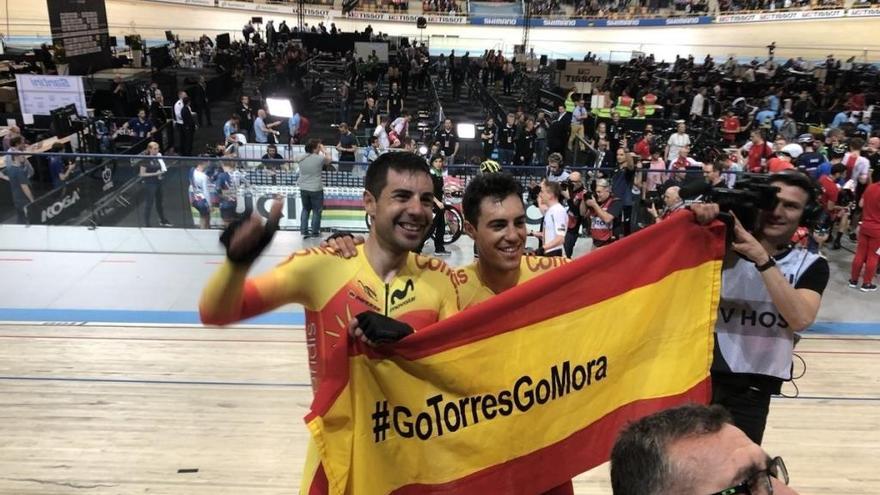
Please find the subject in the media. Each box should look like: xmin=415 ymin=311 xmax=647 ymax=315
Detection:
xmin=189 ymin=159 xmax=212 ymax=229
xmin=532 ymin=180 xmax=568 ymax=257
xmin=666 ymin=121 xmax=691 ymax=162
xmin=374 ymin=116 xmax=390 ymax=149
xmin=173 ymin=91 xmax=187 ymax=152
xmin=690 ymin=87 xmax=706 ymax=121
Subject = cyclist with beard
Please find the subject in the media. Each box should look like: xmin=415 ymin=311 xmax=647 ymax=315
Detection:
xmin=201 ymin=152 xmax=463 ymax=492
xmin=200 ymin=152 xmax=461 ymax=389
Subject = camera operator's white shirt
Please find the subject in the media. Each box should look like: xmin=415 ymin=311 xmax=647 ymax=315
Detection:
xmin=543 ymin=202 xmax=568 ymax=255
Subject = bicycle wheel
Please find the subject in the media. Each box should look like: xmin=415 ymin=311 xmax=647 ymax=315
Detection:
xmin=443 ymin=206 xmax=463 ymax=244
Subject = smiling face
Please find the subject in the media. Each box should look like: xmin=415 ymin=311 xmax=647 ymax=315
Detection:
xmin=466 ymin=194 xmax=527 ymax=273
xmin=364 ymin=169 xmax=435 ymax=253
xmin=758 ymin=181 xmax=809 ymax=243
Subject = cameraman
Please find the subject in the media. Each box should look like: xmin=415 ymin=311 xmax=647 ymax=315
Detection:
xmin=562 ymin=171 xmax=586 ymax=257
xmin=582 ymin=178 xmax=621 ymax=250
xmin=710 ymin=171 xmax=830 ymax=445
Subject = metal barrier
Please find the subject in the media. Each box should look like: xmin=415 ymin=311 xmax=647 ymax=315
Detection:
xmin=1 ymin=149 xmax=726 ymax=230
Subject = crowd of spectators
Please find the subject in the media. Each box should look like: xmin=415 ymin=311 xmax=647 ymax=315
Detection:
xmin=719 ymin=0 xmax=841 ymax=11
xmin=529 ymin=0 xmax=563 ymax=16
xmin=422 ymin=0 xmax=464 ymax=13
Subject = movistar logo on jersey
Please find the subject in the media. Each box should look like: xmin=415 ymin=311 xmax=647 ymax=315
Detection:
xmin=391 ymin=279 xmax=415 ymax=306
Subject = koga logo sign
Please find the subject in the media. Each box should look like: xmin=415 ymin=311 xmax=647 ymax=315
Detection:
xmin=41 ymin=190 xmax=81 ymax=223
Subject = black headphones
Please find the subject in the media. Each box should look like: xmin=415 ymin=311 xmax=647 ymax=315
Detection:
xmin=767 ymin=171 xmax=823 ymax=229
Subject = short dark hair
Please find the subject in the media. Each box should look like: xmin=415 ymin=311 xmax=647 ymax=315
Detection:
xmin=769 ymin=169 xmax=818 ymax=206
xmin=709 ymin=159 xmax=725 ymax=173
xmin=831 ymin=163 xmax=847 ymax=176
xmin=610 ymin=404 xmax=732 ymax=495
xmin=364 ymin=151 xmax=431 ymax=198
xmin=304 ymin=139 xmax=321 ymax=153
xmin=462 ymin=172 xmax=523 ymax=225
xmin=849 ymin=137 xmax=865 ymax=151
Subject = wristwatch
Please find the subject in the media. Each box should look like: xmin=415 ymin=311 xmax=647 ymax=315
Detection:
xmin=755 ymin=257 xmax=776 ymax=272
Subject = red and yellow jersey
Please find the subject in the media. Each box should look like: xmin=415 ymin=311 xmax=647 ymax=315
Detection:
xmin=199 ymin=245 xmax=461 ymax=391
xmin=456 ymin=255 xmax=571 ymax=309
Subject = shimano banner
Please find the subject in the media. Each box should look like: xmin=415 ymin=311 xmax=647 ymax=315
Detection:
xmin=469 ymin=15 xmax=712 ymax=27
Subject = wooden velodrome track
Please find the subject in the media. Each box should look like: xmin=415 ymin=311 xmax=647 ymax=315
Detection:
xmin=1 ymin=323 xmax=878 ymax=494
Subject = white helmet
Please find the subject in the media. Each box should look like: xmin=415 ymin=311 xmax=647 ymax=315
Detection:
xmin=780 ymin=143 xmax=803 ymax=159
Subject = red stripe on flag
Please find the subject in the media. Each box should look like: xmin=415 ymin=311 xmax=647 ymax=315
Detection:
xmin=396 ymin=214 xmax=726 ymax=360
xmin=390 ymin=377 xmax=712 ymax=495
xmin=307 ymin=464 xmax=330 ymax=495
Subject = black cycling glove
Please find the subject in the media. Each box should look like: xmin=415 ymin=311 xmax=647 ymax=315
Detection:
xmin=219 ymin=209 xmax=280 ymax=265
xmin=355 ymin=311 xmax=415 ymax=345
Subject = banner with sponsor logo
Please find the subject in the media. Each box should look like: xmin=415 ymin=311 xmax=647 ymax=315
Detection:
xmin=557 ymin=61 xmax=608 ymax=90
xmin=716 ymin=9 xmax=845 ymax=23
xmin=345 ymin=10 xmax=468 ymax=24
xmin=846 ymin=7 xmax=880 ymax=17
xmin=217 ymin=0 xmax=332 ymax=16
xmin=302 ymin=212 xmax=723 ymax=494
xmin=469 ymin=15 xmax=712 ymax=27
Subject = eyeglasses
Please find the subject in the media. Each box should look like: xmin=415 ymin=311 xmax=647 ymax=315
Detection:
xmin=709 ymin=457 xmax=789 ymax=495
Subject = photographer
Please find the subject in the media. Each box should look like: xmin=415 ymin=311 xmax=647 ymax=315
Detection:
xmin=710 ymin=171 xmax=830 ymax=445
xmin=609 ymin=148 xmax=642 ymax=238
xmin=562 ymin=171 xmax=586 ymax=257
xmin=582 ymin=178 xmax=620 ymax=250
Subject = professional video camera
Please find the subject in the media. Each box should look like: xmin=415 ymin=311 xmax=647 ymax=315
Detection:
xmin=702 ymin=173 xmax=780 ymax=232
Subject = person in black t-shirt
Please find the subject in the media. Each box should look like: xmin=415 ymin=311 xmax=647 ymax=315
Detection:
xmin=416 ymin=155 xmax=449 ymax=256
xmin=335 ymin=123 xmax=358 ymax=165
xmin=354 ymin=97 xmax=379 ymax=132
xmin=387 ymin=82 xmax=403 ymax=121
xmin=236 ymin=95 xmax=254 ymax=139
xmin=434 ymin=118 xmax=459 ymax=166
xmin=514 ymin=119 xmax=537 ymax=166
xmin=364 ymin=81 xmax=380 ymax=108
xmin=497 ymin=113 xmax=517 ymax=167
xmin=480 ymin=116 xmax=497 ymax=160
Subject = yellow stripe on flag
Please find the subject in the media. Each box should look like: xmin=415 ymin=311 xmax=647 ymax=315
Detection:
xmin=308 ymin=259 xmax=720 ymax=494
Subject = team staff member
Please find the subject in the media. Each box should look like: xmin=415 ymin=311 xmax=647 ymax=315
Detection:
xmin=497 ymin=113 xmax=517 ymax=167
xmin=434 ymin=118 xmax=459 ymax=167
xmin=849 ymin=168 xmax=880 ymax=292
xmin=118 ymin=108 xmax=157 ymax=139
xmin=481 ymin=116 xmax=497 ymax=160
xmin=711 ymin=171 xmax=830 ymax=445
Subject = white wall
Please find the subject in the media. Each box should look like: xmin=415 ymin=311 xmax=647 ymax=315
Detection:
xmin=4 ymin=0 xmax=880 ymax=61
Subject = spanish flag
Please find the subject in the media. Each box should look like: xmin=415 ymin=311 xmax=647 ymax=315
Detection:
xmin=305 ymin=212 xmax=725 ymax=494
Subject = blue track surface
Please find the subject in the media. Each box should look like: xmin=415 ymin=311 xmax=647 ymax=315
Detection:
xmin=0 ymin=308 xmax=877 ymax=334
